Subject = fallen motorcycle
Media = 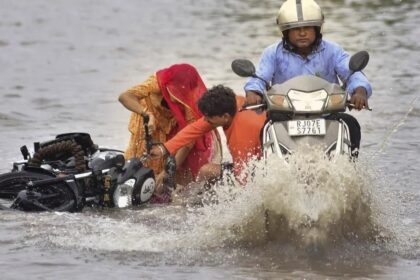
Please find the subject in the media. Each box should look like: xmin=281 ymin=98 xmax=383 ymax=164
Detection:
xmin=0 ymin=114 xmax=174 ymax=212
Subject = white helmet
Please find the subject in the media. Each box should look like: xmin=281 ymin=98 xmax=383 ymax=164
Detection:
xmin=276 ymin=0 xmax=324 ymax=32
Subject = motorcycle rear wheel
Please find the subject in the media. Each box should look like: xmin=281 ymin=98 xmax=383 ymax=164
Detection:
xmin=0 ymin=171 xmax=77 ymax=212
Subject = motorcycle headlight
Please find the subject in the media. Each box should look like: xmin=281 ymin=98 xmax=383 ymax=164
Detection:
xmin=113 ymin=178 xmax=135 ymax=208
xmin=287 ymin=89 xmax=328 ymax=112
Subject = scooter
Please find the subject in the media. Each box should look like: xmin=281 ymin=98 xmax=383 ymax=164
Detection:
xmin=231 ymin=52 xmax=373 ymax=250
xmin=231 ymin=51 xmax=370 ymax=161
xmin=0 ymin=114 xmax=174 ymax=212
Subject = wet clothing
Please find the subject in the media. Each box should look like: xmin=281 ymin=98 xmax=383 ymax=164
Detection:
xmin=164 ymin=96 xmax=266 ymax=177
xmin=245 ymin=39 xmax=371 ymax=152
xmin=244 ymin=39 xmax=372 ymax=97
xmin=155 ymin=64 xmax=221 ymax=177
xmin=124 ymin=74 xmax=176 ymax=173
xmin=123 ymin=64 xmax=221 ymax=179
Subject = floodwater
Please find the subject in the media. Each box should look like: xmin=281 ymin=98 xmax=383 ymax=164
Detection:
xmin=1 ymin=0 xmax=419 ymax=279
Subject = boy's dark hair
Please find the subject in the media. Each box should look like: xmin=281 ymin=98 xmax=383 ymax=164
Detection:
xmin=197 ymin=85 xmax=237 ymax=117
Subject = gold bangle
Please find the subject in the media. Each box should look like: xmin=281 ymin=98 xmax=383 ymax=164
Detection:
xmin=158 ymin=144 xmax=166 ymax=156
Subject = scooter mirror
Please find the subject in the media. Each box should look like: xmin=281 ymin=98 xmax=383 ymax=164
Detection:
xmin=349 ymin=51 xmax=369 ymax=72
xmin=231 ymin=59 xmax=256 ymax=77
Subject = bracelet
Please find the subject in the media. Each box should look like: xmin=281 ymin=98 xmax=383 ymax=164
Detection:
xmin=158 ymin=144 xmax=167 ymax=156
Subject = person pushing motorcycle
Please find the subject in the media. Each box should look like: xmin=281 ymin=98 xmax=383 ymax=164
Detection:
xmin=150 ymin=85 xmax=266 ymax=186
xmin=245 ymin=0 xmax=372 ymax=111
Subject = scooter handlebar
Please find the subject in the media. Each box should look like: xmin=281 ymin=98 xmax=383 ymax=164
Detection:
xmin=240 ymin=103 xmax=266 ymax=112
xmin=346 ymin=102 xmax=372 ymax=111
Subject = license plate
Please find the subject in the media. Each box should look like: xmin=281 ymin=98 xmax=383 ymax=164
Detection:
xmin=287 ymin=119 xmax=326 ymax=136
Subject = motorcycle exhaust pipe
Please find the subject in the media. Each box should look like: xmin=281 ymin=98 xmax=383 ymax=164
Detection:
xmin=27 ymin=175 xmax=75 ymax=189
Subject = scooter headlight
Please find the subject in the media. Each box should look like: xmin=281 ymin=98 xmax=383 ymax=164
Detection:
xmin=287 ymin=89 xmax=328 ymax=112
xmin=113 ymin=178 xmax=135 ymax=208
xmin=267 ymin=95 xmax=292 ymax=110
xmin=325 ymin=93 xmax=347 ymax=111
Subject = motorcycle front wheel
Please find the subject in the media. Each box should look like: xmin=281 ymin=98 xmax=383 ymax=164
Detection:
xmin=0 ymin=170 xmax=77 ymax=212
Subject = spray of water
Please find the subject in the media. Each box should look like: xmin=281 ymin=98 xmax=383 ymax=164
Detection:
xmin=172 ymin=149 xmax=380 ymax=252
xmin=256 ymin=152 xmax=376 ymax=249
xmin=374 ymin=96 xmax=418 ymax=156
xmin=21 ymin=151 xmax=387 ymax=258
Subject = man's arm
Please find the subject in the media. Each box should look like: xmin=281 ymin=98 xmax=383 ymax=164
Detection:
xmin=334 ymin=46 xmax=372 ymax=110
xmin=334 ymin=48 xmax=372 ymax=90
xmin=244 ymin=43 xmax=278 ymax=104
xmin=150 ymin=117 xmax=213 ymax=157
xmin=154 ymin=145 xmax=193 ymax=194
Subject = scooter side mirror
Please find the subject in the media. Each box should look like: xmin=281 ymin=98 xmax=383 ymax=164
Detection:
xmin=349 ymin=51 xmax=369 ymax=72
xmin=231 ymin=59 xmax=256 ymax=77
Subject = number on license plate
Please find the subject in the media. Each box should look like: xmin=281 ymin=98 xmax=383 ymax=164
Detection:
xmin=287 ymin=119 xmax=326 ymax=136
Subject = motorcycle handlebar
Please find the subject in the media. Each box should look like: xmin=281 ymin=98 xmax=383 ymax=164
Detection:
xmin=141 ymin=113 xmax=153 ymax=154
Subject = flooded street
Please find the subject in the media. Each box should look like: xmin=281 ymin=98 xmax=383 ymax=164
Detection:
xmin=1 ymin=0 xmax=419 ymax=279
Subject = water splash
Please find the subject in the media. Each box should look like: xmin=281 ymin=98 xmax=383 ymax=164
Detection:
xmin=218 ymin=152 xmax=376 ymax=249
xmin=19 ymin=150 xmax=395 ymax=258
xmin=374 ymin=96 xmax=418 ymax=156
xmin=173 ymin=151 xmax=385 ymax=253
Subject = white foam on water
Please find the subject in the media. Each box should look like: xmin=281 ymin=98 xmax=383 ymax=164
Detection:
xmin=174 ymin=150 xmax=381 ymax=251
xmin=256 ymin=152 xmax=377 ymax=248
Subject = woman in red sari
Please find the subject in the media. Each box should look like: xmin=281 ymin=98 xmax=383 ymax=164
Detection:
xmin=119 ymin=64 xmax=221 ymax=199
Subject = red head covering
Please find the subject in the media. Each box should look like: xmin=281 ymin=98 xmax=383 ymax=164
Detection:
xmin=156 ymin=64 xmax=216 ymax=177
xmin=156 ymin=64 xmax=205 ymax=128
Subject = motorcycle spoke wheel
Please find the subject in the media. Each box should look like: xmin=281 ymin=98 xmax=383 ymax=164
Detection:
xmin=0 ymin=171 xmax=76 ymax=212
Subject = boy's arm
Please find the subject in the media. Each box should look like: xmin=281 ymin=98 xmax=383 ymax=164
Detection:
xmin=164 ymin=117 xmax=213 ymax=155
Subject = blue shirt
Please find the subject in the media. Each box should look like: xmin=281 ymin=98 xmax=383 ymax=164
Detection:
xmin=244 ymin=40 xmax=372 ymax=97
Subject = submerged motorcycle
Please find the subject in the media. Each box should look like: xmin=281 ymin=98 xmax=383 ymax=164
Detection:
xmin=231 ymin=51 xmax=370 ymax=161
xmin=0 ymin=114 xmax=173 ymax=212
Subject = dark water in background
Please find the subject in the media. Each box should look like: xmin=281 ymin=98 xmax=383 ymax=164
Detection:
xmin=1 ymin=0 xmax=420 ymax=279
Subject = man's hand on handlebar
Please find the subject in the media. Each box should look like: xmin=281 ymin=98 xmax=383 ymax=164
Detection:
xmin=245 ymin=91 xmax=263 ymax=105
xmin=349 ymin=87 xmax=369 ymax=111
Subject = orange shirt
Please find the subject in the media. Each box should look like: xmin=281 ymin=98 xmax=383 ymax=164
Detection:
xmin=164 ymin=96 xmax=266 ymax=176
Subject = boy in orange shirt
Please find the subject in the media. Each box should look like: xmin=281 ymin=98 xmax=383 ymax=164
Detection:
xmin=150 ymin=85 xmax=266 ymax=184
